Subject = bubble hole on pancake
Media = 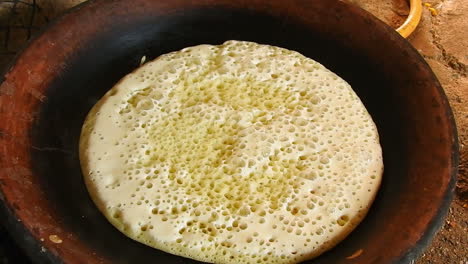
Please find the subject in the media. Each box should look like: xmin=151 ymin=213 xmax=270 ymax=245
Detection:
xmin=79 ymin=40 xmax=383 ymax=264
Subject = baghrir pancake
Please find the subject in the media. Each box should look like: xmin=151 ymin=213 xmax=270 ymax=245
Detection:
xmin=79 ymin=40 xmax=383 ymax=264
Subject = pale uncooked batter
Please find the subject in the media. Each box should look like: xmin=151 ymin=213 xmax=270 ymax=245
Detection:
xmin=80 ymin=41 xmax=383 ymax=264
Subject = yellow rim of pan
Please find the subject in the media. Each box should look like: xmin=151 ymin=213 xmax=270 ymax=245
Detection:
xmin=396 ymin=0 xmax=422 ymax=38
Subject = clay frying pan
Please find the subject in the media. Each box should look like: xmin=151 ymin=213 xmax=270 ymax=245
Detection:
xmin=0 ymin=0 xmax=458 ymax=263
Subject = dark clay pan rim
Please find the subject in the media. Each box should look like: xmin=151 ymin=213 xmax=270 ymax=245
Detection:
xmin=0 ymin=0 xmax=459 ymax=263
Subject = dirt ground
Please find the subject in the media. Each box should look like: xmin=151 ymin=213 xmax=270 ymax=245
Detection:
xmin=0 ymin=0 xmax=466 ymax=263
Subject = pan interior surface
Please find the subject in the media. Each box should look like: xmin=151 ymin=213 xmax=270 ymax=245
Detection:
xmin=29 ymin=8 xmax=408 ymax=262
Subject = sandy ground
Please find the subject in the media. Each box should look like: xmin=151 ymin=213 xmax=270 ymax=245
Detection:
xmin=0 ymin=0 xmax=466 ymax=263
